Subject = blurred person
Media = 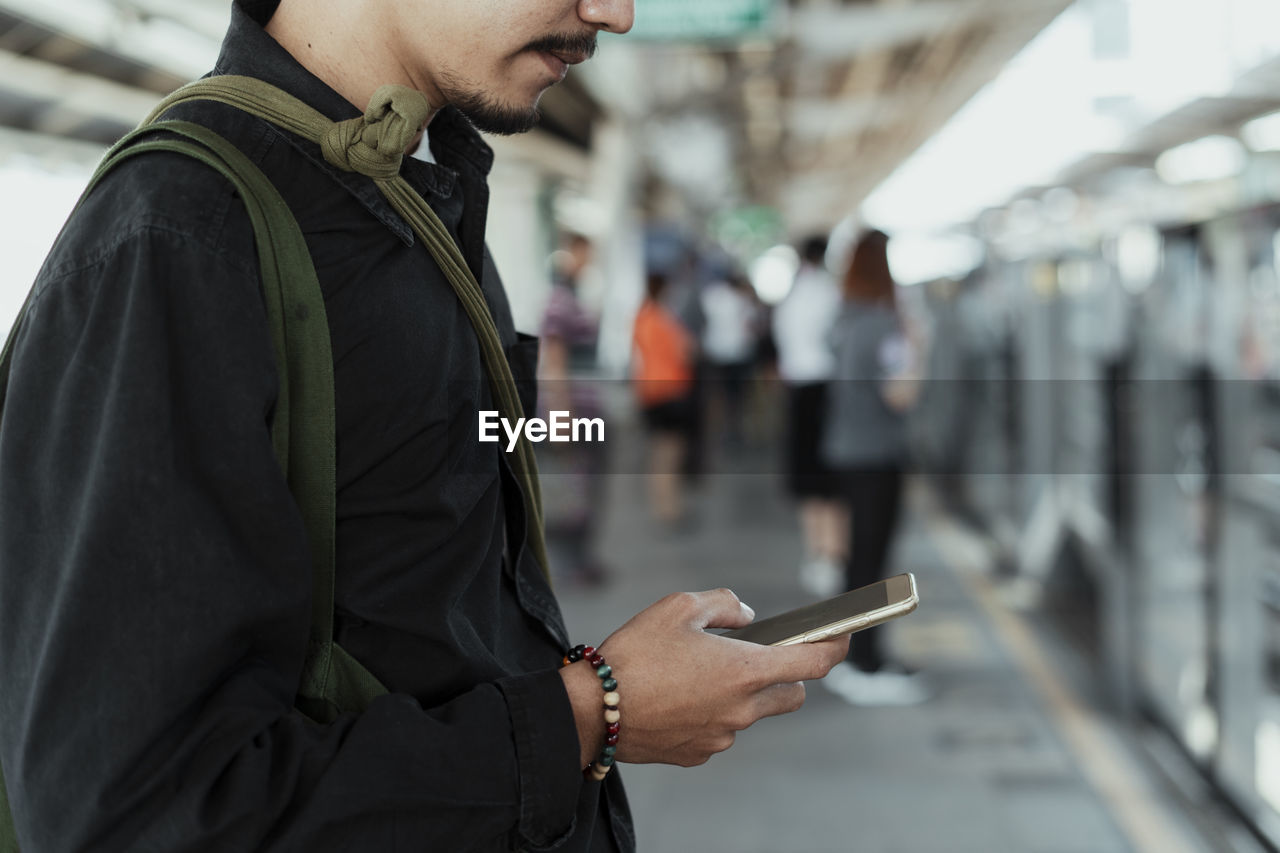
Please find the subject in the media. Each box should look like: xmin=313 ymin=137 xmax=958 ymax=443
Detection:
xmin=539 ymin=233 xmax=609 ymax=585
xmin=632 ymin=271 xmax=696 ymax=526
xmin=0 ymin=1 xmax=855 ymax=850
xmin=913 ymin=276 xmax=986 ymax=531
xmin=664 ymin=246 xmax=710 ymax=486
xmin=773 ymin=235 xmax=846 ymax=596
xmin=699 ymin=271 xmax=762 ymax=450
xmin=820 ymin=230 xmax=930 ymax=707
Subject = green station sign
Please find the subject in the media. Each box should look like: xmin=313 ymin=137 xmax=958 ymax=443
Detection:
xmin=628 ymin=0 xmax=777 ymax=40
xmin=711 ymin=205 xmax=784 ymax=263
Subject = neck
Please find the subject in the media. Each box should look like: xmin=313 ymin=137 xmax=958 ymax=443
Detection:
xmin=265 ymin=0 xmax=443 ymax=128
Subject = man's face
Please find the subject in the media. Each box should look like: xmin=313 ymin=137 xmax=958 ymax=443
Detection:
xmin=402 ymin=0 xmax=634 ymax=135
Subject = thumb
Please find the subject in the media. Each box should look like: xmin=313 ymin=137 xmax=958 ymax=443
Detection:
xmin=692 ymin=588 xmax=756 ymax=630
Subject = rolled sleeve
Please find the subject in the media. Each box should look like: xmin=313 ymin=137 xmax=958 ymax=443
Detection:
xmin=497 ymin=669 xmax=585 ymax=850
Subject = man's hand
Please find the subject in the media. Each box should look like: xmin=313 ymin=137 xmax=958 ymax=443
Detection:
xmin=560 ymin=589 xmax=850 ymax=768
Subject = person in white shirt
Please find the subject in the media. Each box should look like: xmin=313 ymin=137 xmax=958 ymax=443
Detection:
xmin=772 ymin=236 xmax=845 ymax=595
xmin=700 ymin=273 xmax=761 ymax=448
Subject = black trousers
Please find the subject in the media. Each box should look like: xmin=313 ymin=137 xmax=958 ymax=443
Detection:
xmin=840 ymin=466 xmax=905 ymax=672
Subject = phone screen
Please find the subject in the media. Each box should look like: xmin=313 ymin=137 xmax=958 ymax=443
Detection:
xmin=723 ymin=574 xmax=915 ymax=646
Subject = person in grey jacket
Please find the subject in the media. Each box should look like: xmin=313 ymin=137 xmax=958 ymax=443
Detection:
xmin=820 ymin=230 xmax=929 ymax=707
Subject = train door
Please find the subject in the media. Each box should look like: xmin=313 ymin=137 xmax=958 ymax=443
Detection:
xmin=1210 ymin=206 xmax=1280 ymax=847
xmin=1130 ymin=224 xmax=1220 ymax=764
xmin=1058 ymin=251 xmax=1137 ymax=701
xmin=959 ymin=260 xmax=1025 ymax=547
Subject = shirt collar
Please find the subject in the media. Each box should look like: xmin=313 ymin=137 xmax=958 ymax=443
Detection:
xmin=212 ymin=0 xmax=496 ymax=246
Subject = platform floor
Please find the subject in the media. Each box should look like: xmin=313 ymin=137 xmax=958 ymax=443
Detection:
xmin=552 ymin=430 xmax=1231 ymax=853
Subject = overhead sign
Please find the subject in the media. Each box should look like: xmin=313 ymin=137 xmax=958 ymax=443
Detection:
xmin=629 ymin=0 xmax=777 ymax=40
xmin=711 ymin=205 xmax=784 ymax=263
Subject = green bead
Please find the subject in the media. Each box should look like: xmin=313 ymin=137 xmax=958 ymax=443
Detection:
xmin=601 ymin=678 xmax=617 ymax=691
xmin=602 ymin=745 xmax=617 ymax=757
xmin=600 ymin=755 xmax=615 ymax=767
xmin=596 ymin=664 xmax=612 ymax=679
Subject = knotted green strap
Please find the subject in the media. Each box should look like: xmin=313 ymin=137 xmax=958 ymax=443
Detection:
xmin=142 ymin=78 xmax=549 ymax=577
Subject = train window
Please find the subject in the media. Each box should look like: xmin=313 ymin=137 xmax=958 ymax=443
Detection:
xmin=1259 ymin=720 xmax=1280 ymax=814
xmin=1057 ymin=259 xmax=1093 ymax=295
xmin=1118 ymin=225 xmax=1161 ymax=292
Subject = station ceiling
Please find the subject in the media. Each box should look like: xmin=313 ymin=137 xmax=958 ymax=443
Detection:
xmin=0 ymin=0 xmax=1072 ymax=231
xmin=626 ymin=0 xmax=1074 ymax=231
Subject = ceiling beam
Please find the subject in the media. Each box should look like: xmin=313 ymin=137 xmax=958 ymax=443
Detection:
xmin=779 ymin=0 xmax=1075 ymax=227
xmin=0 ymin=48 xmax=156 ymax=138
xmin=0 ymin=0 xmax=220 ymax=81
xmin=788 ymin=0 xmax=989 ymax=60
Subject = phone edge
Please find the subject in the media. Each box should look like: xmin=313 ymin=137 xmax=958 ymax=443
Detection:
xmin=773 ymin=575 xmax=920 ymax=646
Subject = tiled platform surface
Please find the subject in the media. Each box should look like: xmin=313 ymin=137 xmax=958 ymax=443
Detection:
xmin=552 ymin=429 xmax=1219 ymax=853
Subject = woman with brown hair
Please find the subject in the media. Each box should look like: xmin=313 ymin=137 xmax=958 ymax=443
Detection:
xmin=821 ymin=230 xmax=929 ymax=706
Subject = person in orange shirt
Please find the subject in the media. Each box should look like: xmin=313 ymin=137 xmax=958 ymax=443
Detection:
xmin=632 ymin=271 xmax=696 ymax=525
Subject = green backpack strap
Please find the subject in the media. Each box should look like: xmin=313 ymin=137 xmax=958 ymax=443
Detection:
xmin=0 ymin=119 xmax=383 ymax=850
xmin=143 ymin=76 xmax=550 ymax=580
xmin=93 ymin=120 xmax=386 ymax=720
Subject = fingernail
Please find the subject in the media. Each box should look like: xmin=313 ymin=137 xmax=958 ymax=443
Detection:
xmin=741 ymin=602 xmax=755 ymax=619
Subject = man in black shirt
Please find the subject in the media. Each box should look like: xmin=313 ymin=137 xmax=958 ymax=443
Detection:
xmin=0 ymin=0 xmax=849 ymax=850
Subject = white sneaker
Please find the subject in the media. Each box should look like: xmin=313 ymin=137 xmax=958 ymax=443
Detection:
xmin=822 ymin=662 xmax=932 ymax=707
xmin=799 ymin=557 xmax=842 ymax=597
xmin=821 ymin=662 xmax=866 ymax=701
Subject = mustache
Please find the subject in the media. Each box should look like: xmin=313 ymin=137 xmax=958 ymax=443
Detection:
xmin=523 ymin=32 xmax=599 ymax=60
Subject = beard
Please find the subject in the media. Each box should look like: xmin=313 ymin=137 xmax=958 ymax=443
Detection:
xmin=442 ymin=80 xmax=543 ymax=136
xmin=438 ymin=32 xmax=598 ymax=136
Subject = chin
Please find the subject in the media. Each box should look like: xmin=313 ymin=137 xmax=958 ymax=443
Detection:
xmin=437 ymin=69 xmax=543 ymax=135
xmin=461 ymin=100 xmax=542 ymax=136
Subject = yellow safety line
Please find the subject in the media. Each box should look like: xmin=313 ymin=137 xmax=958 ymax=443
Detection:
xmin=923 ymin=512 xmax=1202 ymax=853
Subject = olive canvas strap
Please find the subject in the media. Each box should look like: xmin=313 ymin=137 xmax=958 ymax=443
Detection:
xmin=142 ymin=77 xmax=550 ymax=579
xmin=0 ymin=119 xmax=383 ymax=851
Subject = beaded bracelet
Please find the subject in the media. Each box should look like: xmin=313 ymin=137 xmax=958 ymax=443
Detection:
xmin=562 ymin=644 xmax=619 ymax=781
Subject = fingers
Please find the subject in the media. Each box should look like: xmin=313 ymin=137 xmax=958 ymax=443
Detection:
xmin=767 ymin=635 xmax=851 ymax=683
xmin=602 ymin=590 xmax=842 ymax=769
xmin=751 ymin=682 xmax=807 ymax=723
xmin=680 ymin=588 xmax=755 ymax=630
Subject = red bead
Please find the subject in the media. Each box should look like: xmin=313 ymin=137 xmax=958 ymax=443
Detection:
xmin=606 ymin=722 xmax=620 ymax=735
xmin=606 ymin=734 xmax=619 ymax=746
xmin=588 ymin=655 xmax=604 ymax=667
xmin=582 ymin=646 xmax=595 ymax=658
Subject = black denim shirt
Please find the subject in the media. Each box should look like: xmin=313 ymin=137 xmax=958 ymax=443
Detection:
xmin=0 ymin=1 xmax=632 ymax=850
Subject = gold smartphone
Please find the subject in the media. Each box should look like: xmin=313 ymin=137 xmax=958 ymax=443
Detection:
xmin=723 ymin=573 xmax=919 ymax=646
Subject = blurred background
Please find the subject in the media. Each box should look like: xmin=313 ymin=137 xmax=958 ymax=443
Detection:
xmin=5 ymin=0 xmax=1280 ymax=850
